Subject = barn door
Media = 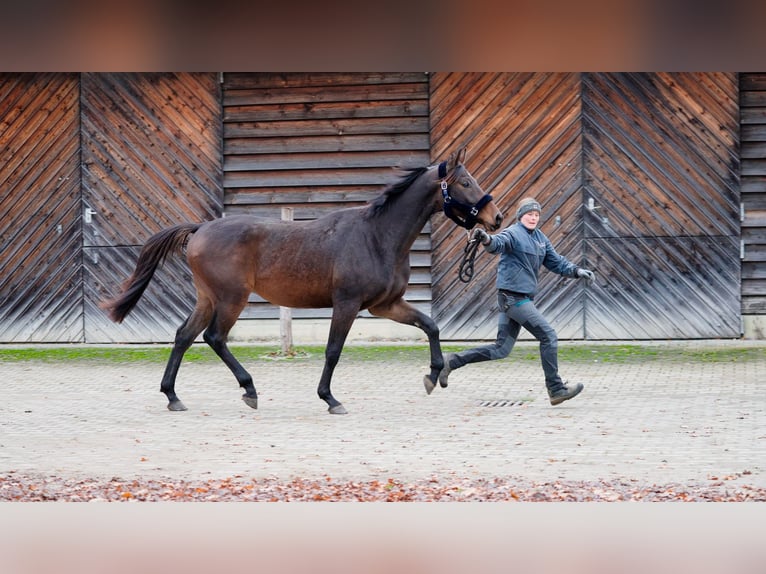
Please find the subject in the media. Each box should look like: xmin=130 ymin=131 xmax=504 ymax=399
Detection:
xmin=0 ymin=74 xmax=82 ymax=342
xmin=581 ymin=73 xmax=740 ymax=338
xmin=431 ymin=73 xmax=741 ymax=341
xmin=80 ymin=73 xmax=223 ymax=342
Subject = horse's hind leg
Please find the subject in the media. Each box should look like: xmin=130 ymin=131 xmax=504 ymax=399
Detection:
xmin=369 ymin=299 xmax=444 ymax=395
xmin=203 ymin=298 xmax=258 ymax=409
xmin=161 ymin=300 xmax=213 ymax=411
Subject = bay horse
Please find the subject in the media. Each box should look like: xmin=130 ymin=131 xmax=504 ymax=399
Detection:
xmin=101 ymin=147 xmax=503 ymax=414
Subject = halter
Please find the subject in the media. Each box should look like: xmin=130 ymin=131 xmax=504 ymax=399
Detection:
xmin=438 ymin=161 xmax=493 ymax=229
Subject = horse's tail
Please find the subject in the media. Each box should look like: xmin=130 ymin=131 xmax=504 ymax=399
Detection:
xmin=100 ymin=223 xmax=201 ymax=323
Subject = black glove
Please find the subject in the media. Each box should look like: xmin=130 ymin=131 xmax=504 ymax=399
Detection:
xmin=576 ymin=268 xmax=595 ymax=284
xmin=472 ymin=228 xmax=491 ymax=245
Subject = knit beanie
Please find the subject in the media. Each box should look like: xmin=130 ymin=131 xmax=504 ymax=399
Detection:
xmin=516 ymin=197 xmax=542 ymax=220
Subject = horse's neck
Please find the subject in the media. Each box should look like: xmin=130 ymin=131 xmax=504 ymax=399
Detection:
xmin=375 ymin=174 xmax=437 ymax=254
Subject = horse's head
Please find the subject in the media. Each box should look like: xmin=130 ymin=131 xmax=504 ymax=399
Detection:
xmin=439 ymin=147 xmax=503 ymax=231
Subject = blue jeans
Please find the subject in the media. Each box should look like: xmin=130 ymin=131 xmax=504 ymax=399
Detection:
xmin=449 ymin=291 xmax=565 ymax=391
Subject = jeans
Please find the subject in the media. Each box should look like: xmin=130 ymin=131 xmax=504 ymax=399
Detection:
xmin=450 ymin=291 xmax=565 ymax=391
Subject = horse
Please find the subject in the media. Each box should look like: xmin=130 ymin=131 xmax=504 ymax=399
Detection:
xmin=101 ymin=147 xmax=503 ymax=414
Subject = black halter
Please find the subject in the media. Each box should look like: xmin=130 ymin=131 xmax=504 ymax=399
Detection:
xmin=438 ymin=161 xmax=493 ymax=229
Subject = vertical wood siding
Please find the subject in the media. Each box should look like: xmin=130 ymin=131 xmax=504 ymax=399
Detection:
xmin=80 ymin=73 xmax=223 ymax=342
xmin=740 ymin=73 xmax=766 ymax=315
xmin=0 ymin=73 xmax=82 ymax=342
xmin=222 ymin=73 xmax=431 ymax=320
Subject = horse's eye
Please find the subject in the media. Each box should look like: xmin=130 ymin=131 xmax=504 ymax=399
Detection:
xmin=461 ymin=180 xmax=471 ymax=188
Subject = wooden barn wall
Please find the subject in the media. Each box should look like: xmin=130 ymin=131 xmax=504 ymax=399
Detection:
xmin=81 ymin=73 xmax=223 ymax=342
xmin=0 ymin=72 xmax=753 ymax=343
xmin=585 ymin=73 xmax=739 ymax=338
xmin=431 ymin=73 xmax=740 ymax=340
xmin=0 ymin=74 xmax=82 ymax=342
xmin=222 ymin=73 xmax=431 ymax=321
xmin=740 ymin=73 xmax=766 ymax=316
xmin=0 ymin=73 xmax=222 ymax=343
xmin=430 ymin=73 xmax=584 ymax=340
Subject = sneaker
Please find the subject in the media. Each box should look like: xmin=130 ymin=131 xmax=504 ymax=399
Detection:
xmin=548 ymin=381 xmax=584 ymax=406
xmin=438 ymin=353 xmax=454 ymax=388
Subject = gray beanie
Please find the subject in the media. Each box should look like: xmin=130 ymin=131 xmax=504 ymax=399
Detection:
xmin=516 ymin=197 xmax=542 ymax=220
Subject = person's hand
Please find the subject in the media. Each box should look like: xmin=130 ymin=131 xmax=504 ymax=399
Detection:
xmin=576 ymin=268 xmax=595 ymax=284
xmin=472 ymin=228 xmax=491 ymax=245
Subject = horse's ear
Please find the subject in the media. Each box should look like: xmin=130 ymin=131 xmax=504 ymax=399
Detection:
xmin=446 ymin=146 xmax=466 ymax=172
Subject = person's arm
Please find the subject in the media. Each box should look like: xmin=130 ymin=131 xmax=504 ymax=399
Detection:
xmin=542 ymin=237 xmax=594 ymax=283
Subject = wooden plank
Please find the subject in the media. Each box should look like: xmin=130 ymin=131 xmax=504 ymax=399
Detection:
xmin=224 ymin=72 xmax=428 ymax=90
xmin=224 ymin=117 xmax=428 ymax=138
xmin=224 ymin=99 xmax=428 ymax=122
xmin=224 ymin=134 xmax=430 ymax=155
xmin=224 ymin=150 xmax=427 ymax=171
xmin=742 ymin=297 xmax=766 ymax=313
xmin=224 ymin=83 xmax=429 ymax=106
xmin=740 ymin=108 xmax=766 ymax=125
xmin=740 ymin=74 xmax=766 ymax=91
xmin=224 ymin=168 xmax=401 ymax=188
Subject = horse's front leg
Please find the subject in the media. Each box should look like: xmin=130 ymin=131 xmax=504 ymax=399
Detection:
xmin=320 ymin=302 xmax=360 ymax=414
xmin=368 ymin=299 xmax=444 ymax=395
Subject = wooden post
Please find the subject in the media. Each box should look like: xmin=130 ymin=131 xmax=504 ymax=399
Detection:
xmin=280 ymin=207 xmax=294 ymax=355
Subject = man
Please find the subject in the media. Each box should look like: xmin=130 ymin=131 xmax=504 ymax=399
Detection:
xmin=439 ymin=197 xmax=595 ymax=406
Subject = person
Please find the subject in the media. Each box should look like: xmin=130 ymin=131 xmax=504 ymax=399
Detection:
xmin=439 ymin=197 xmax=595 ymax=406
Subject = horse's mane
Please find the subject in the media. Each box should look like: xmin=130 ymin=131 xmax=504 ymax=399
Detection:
xmin=365 ymin=165 xmax=430 ymax=219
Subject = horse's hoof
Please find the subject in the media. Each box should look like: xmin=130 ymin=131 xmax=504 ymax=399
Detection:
xmin=328 ymin=404 xmax=347 ymax=415
xmin=167 ymin=400 xmax=187 ymax=412
xmin=423 ymin=374 xmax=436 ymax=395
xmin=242 ymin=394 xmax=258 ymax=410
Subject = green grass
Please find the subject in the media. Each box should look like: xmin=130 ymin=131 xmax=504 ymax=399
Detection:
xmin=0 ymin=342 xmax=764 ymax=364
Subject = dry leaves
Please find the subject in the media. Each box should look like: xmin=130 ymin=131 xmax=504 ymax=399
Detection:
xmin=1 ymin=474 xmax=764 ymax=502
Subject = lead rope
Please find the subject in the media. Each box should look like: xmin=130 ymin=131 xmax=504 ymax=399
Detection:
xmin=458 ymin=231 xmax=482 ymax=283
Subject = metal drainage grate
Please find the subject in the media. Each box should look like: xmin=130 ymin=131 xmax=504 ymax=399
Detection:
xmin=476 ymin=399 xmax=529 ymax=407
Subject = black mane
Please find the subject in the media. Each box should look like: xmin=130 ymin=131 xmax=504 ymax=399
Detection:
xmin=366 ymin=166 xmax=430 ymax=218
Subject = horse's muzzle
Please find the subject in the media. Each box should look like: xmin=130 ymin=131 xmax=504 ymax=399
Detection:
xmin=488 ymin=212 xmax=503 ymax=231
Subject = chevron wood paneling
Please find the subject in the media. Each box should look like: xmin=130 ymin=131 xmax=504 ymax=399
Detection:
xmin=431 ymin=72 xmax=740 ymax=341
xmin=430 ymin=73 xmax=584 ymax=340
xmin=0 ymin=74 xmax=83 ymax=342
xmin=582 ymin=73 xmax=740 ymax=338
xmin=80 ymin=73 xmax=223 ymax=342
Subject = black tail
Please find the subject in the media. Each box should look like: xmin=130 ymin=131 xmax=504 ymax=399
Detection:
xmin=100 ymin=223 xmax=201 ymax=323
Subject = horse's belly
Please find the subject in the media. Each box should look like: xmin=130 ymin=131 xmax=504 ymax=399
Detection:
xmin=254 ymin=284 xmax=333 ymax=309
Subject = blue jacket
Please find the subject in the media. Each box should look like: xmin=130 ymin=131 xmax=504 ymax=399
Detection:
xmin=484 ymin=222 xmax=579 ymax=296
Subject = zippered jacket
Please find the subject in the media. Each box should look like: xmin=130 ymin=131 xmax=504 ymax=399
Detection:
xmin=484 ymin=221 xmax=579 ymax=296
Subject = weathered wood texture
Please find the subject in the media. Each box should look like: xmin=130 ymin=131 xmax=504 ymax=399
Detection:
xmin=430 ymin=72 xmax=584 ymax=340
xmin=222 ymin=73 xmax=431 ymax=321
xmin=431 ymin=73 xmax=740 ymax=340
xmin=80 ymin=73 xmax=223 ymax=342
xmin=0 ymin=72 xmax=752 ymax=343
xmin=0 ymin=74 xmax=82 ymax=342
xmin=582 ymin=73 xmax=740 ymax=338
xmin=741 ymin=73 xmax=766 ymax=314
